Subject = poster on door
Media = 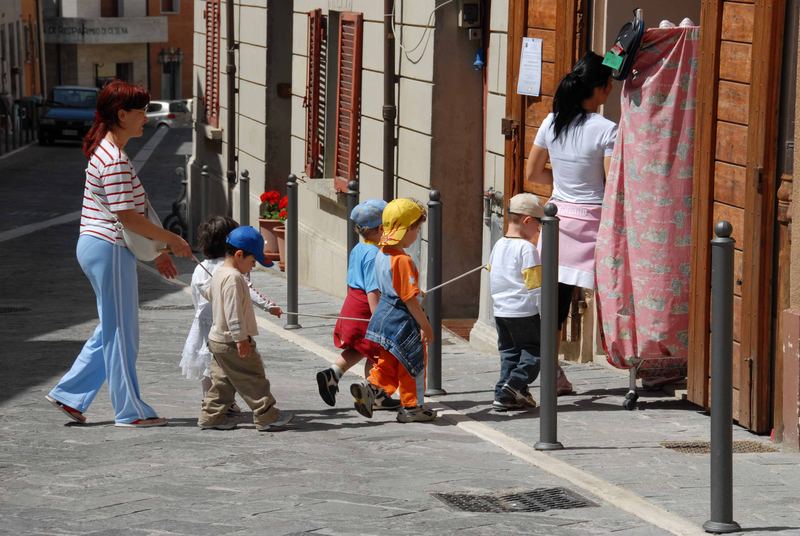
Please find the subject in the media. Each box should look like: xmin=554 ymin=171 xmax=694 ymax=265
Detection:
xmin=517 ymin=37 xmax=542 ymax=97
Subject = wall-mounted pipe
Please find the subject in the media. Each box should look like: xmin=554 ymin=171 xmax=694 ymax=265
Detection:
xmin=383 ymin=0 xmax=396 ymax=201
xmin=226 ymin=0 xmax=238 ymax=216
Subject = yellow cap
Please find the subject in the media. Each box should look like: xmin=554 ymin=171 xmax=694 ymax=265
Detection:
xmin=379 ymin=198 xmax=427 ymax=246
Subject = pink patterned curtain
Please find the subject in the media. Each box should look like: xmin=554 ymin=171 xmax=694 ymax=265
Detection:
xmin=595 ymin=27 xmax=700 ymax=382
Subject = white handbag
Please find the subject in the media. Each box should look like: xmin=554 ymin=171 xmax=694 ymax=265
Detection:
xmin=88 ymin=189 xmax=167 ymax=261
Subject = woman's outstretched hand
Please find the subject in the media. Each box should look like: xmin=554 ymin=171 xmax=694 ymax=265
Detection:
xmin=167 ymin=234 xmax=192 ymax=257
xmin=154 ymin=253 xmax=178 ymax=279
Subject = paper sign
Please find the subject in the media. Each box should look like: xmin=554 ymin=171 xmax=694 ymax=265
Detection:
xmin=517 ymin=37 xmax=542 ymax=96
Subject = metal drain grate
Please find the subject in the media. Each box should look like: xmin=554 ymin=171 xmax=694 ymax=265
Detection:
xmin=139 ymin=304 xmax=194 ymax=311
xmin=661 ymin=440 xmax=778 ymax=454
xmin=432 ymin=487 xmax=596 ymax=513
xmin=0 ymin=306 xmax=30 ymax=314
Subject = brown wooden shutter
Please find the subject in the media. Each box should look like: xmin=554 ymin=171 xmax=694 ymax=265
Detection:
xmin=305 ymin=9 xmax=324 ymax=177
xmin=333 ymin=12 xmax=363 ymax=192
xmin=204 ymin=0 xmax=221 ymax=128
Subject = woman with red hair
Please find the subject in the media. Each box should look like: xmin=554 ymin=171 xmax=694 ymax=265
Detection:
xmin=45 ymin=80 xmax=192 ymax=427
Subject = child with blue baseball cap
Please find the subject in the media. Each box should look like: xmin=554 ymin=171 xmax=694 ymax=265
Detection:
xmin=316 ymin=199 xmax=400 ymax=411
xmin=198 ymin=226 xmax=292 ymax=431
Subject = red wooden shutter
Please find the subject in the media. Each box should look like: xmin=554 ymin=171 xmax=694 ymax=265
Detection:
xmin=333 ymin=12 xmax=363 ymax=191
xmin=305 ymin=9 xmax=323 ymax=177
xmin=204 ymin=0 xmax=221 ymax=128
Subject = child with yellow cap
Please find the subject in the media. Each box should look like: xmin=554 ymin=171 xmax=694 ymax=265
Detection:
xmin=349 ymin=198 xmax=437 ymax=423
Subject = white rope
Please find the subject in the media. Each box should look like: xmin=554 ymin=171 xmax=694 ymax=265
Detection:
xmin=422 ymin=264 xmax=488 ymax=295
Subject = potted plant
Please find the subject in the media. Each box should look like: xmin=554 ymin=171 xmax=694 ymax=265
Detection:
xmin=258 ymin=190 xmax=288 ymax=264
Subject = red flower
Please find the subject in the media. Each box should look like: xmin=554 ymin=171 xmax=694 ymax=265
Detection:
xmin=279 ymin=208 xmax=287 ymax=220
xmin=279 ymin=196 xmax=288 ymax=209
xmin=260 ymin=192 xmax=269 ymax=203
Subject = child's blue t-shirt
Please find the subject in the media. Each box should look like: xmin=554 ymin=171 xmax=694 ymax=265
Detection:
xmin=347 ymin=242 xmax=379 ymax=292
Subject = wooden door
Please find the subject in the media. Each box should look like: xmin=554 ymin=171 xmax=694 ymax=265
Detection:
xmin=688 ymin=0 xmax=785 ymax=432
xmin=503 ymin=0 xmax=588 ymax=201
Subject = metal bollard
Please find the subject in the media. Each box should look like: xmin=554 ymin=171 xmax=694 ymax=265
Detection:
xmin=346 ymin=180 xmax=359 ymax=262
xmin=199 ymin=165 xmax=209 ymax=225
xmin=425 ymin=190 xmax=446 ymax=396
xmin=285 ymin=174 xmax=302 ymax=330
xmin=240 ymin=169 xmax=250 ymax=226
xmin=703 ymin=221 xmax=741 ymax=534
xmin=535 ymin=203 xmax=564 ymax=451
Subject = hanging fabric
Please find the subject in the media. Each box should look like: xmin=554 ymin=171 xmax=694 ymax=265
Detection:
xmin=595 ymin=26 xmax=700 ymax=384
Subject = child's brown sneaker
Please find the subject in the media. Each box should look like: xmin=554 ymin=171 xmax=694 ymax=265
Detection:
xmin=396 ymin=405 xmax=437 ymax=423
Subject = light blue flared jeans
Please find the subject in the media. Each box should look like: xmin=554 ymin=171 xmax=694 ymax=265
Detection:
xmin=49 ymin=235 xmax=157 ymax=424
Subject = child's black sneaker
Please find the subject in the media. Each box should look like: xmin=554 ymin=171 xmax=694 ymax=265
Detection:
xmin=373 ymin=389 xmax=401 ymax=411
xmin=316 ymin=368 xmax=340 ymax=406
xmin=350 ymin=381 xmax=376 ymax=418
xmin=492 ymin=398 xmax=524 ymax=412
xmin=501 ymin=383 xmax=538 ymax=408
xmin=396 ymin=405 xmax=437 ymax=423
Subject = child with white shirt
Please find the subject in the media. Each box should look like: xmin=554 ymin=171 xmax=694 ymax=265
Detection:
xmin=180 ymin=216 xmax=281 ymax=414
xmin=488 ymin=193 xmax=544 ymax=411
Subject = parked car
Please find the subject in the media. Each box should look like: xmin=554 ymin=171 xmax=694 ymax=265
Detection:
xmin=38 ymin=86 xmax=99 ymax=145
xmin=146 ymin=100 xmax=191 ymax=128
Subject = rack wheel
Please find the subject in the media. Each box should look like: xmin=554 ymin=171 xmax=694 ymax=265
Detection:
xmin=622 ymin=391 xmax=639 ymax=411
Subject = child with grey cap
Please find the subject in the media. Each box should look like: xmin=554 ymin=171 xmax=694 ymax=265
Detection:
xmin=316 ymin=199 xmax=400 ymax=411
xmin=488 ymin=193 xmax=544 ymax=411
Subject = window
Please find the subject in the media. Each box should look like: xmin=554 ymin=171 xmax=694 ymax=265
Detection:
xmin=204 ymin=0 xmax=221 ymax=128
xmin=304 ymin=9 xmax=326 ymax=178
xmin=304 ymin=10 xmax=363 ymax=190
xmin=147 ymin=102 xmax=163 ymax=112
xmin=169 ymin=101 xmax=189 ymax=113
xmin=161 ymin=0 xmax=179 ymax=14
xmin=332 ymin=12 xmax=363 ymax=191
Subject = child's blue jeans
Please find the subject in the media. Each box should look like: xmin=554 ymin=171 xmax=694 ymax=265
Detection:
xmin=494 ymin=315 xmax=541 ymax=401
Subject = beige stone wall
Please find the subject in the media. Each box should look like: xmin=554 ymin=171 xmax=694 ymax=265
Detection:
xmin=75 ymin=43 xmax=148 ymax=88
xmin=290 ymin=0 xmax=437 ymax=297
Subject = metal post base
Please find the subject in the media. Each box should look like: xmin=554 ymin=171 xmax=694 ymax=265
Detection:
xmin=424 ymin=388 xmax=447 ymax=397
xmin=534 ymin=441 xmax=564 ymax=451
xmin=703 ymin=520 xmax=741 ymax=534
xmin=284 ymin=324 xmax=302 ymax=330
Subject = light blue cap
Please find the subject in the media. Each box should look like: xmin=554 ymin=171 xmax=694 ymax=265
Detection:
xmin=350 ymin=199 xmax=387 ymax=229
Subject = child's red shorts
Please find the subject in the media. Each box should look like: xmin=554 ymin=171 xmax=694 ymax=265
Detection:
xmin=333 ymin=287 xmax=381 ymax=362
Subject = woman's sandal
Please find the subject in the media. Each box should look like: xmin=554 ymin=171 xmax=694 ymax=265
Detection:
xmin=45 ymin=395 xmax=86 ymax=424
xmin=114 ymin=417 xmax=168 ymax=428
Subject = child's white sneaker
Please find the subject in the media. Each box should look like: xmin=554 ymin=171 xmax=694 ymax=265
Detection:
xmin=257 ymin=410 xmax=294 ymax=432
xmin=350 ymin=382 xmax=376 ymax=418
xmin=396 ymin=405 xmax=437 ymax=423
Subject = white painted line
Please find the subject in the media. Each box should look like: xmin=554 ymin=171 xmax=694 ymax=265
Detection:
xmin=0 ymin=141 xmax=35 ymax=161
xmin=0 ymin=210 xmax=82 ymax=243
xmin=143 ymin=272 xmax=704 ymax=535
xmin=0 ymin=129 xmax=169 ymax=244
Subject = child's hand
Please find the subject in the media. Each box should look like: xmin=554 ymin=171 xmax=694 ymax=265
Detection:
xmin=237 ymin=339 xmax=251 ymax=359
xmin=421 ymin=322 xmax=434 ymax=345
xmin=268 ymin=305 xmax=282 ymax=318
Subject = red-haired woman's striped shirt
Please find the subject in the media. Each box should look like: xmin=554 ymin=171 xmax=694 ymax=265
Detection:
xmin=80 ymin=138 xmax=146 ymax=244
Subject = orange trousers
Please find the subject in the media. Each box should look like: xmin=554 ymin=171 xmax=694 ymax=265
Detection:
xmin=367 ymin=348 xmax=427 ymax=408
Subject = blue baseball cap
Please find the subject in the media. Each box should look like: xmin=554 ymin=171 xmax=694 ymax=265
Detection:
xmin=226 ymin=226 xmax=273 ymax=267
xmin=350 ymin=199 xmax=387 ymax=229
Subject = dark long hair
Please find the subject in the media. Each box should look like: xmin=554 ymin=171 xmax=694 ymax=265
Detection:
xmin=82 ymin=79 xmax=150 ymax=158
xmin=551 ymin=52 xmax=612 ymax=141
xmin=197 ymin=216 xmax=239 ymax=259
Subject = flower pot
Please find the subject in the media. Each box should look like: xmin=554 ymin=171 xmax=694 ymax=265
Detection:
xmin=273 ymin=225 xmax=286 ymax=272
xmin=258 ymin=218 xmax=282 ymax=254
